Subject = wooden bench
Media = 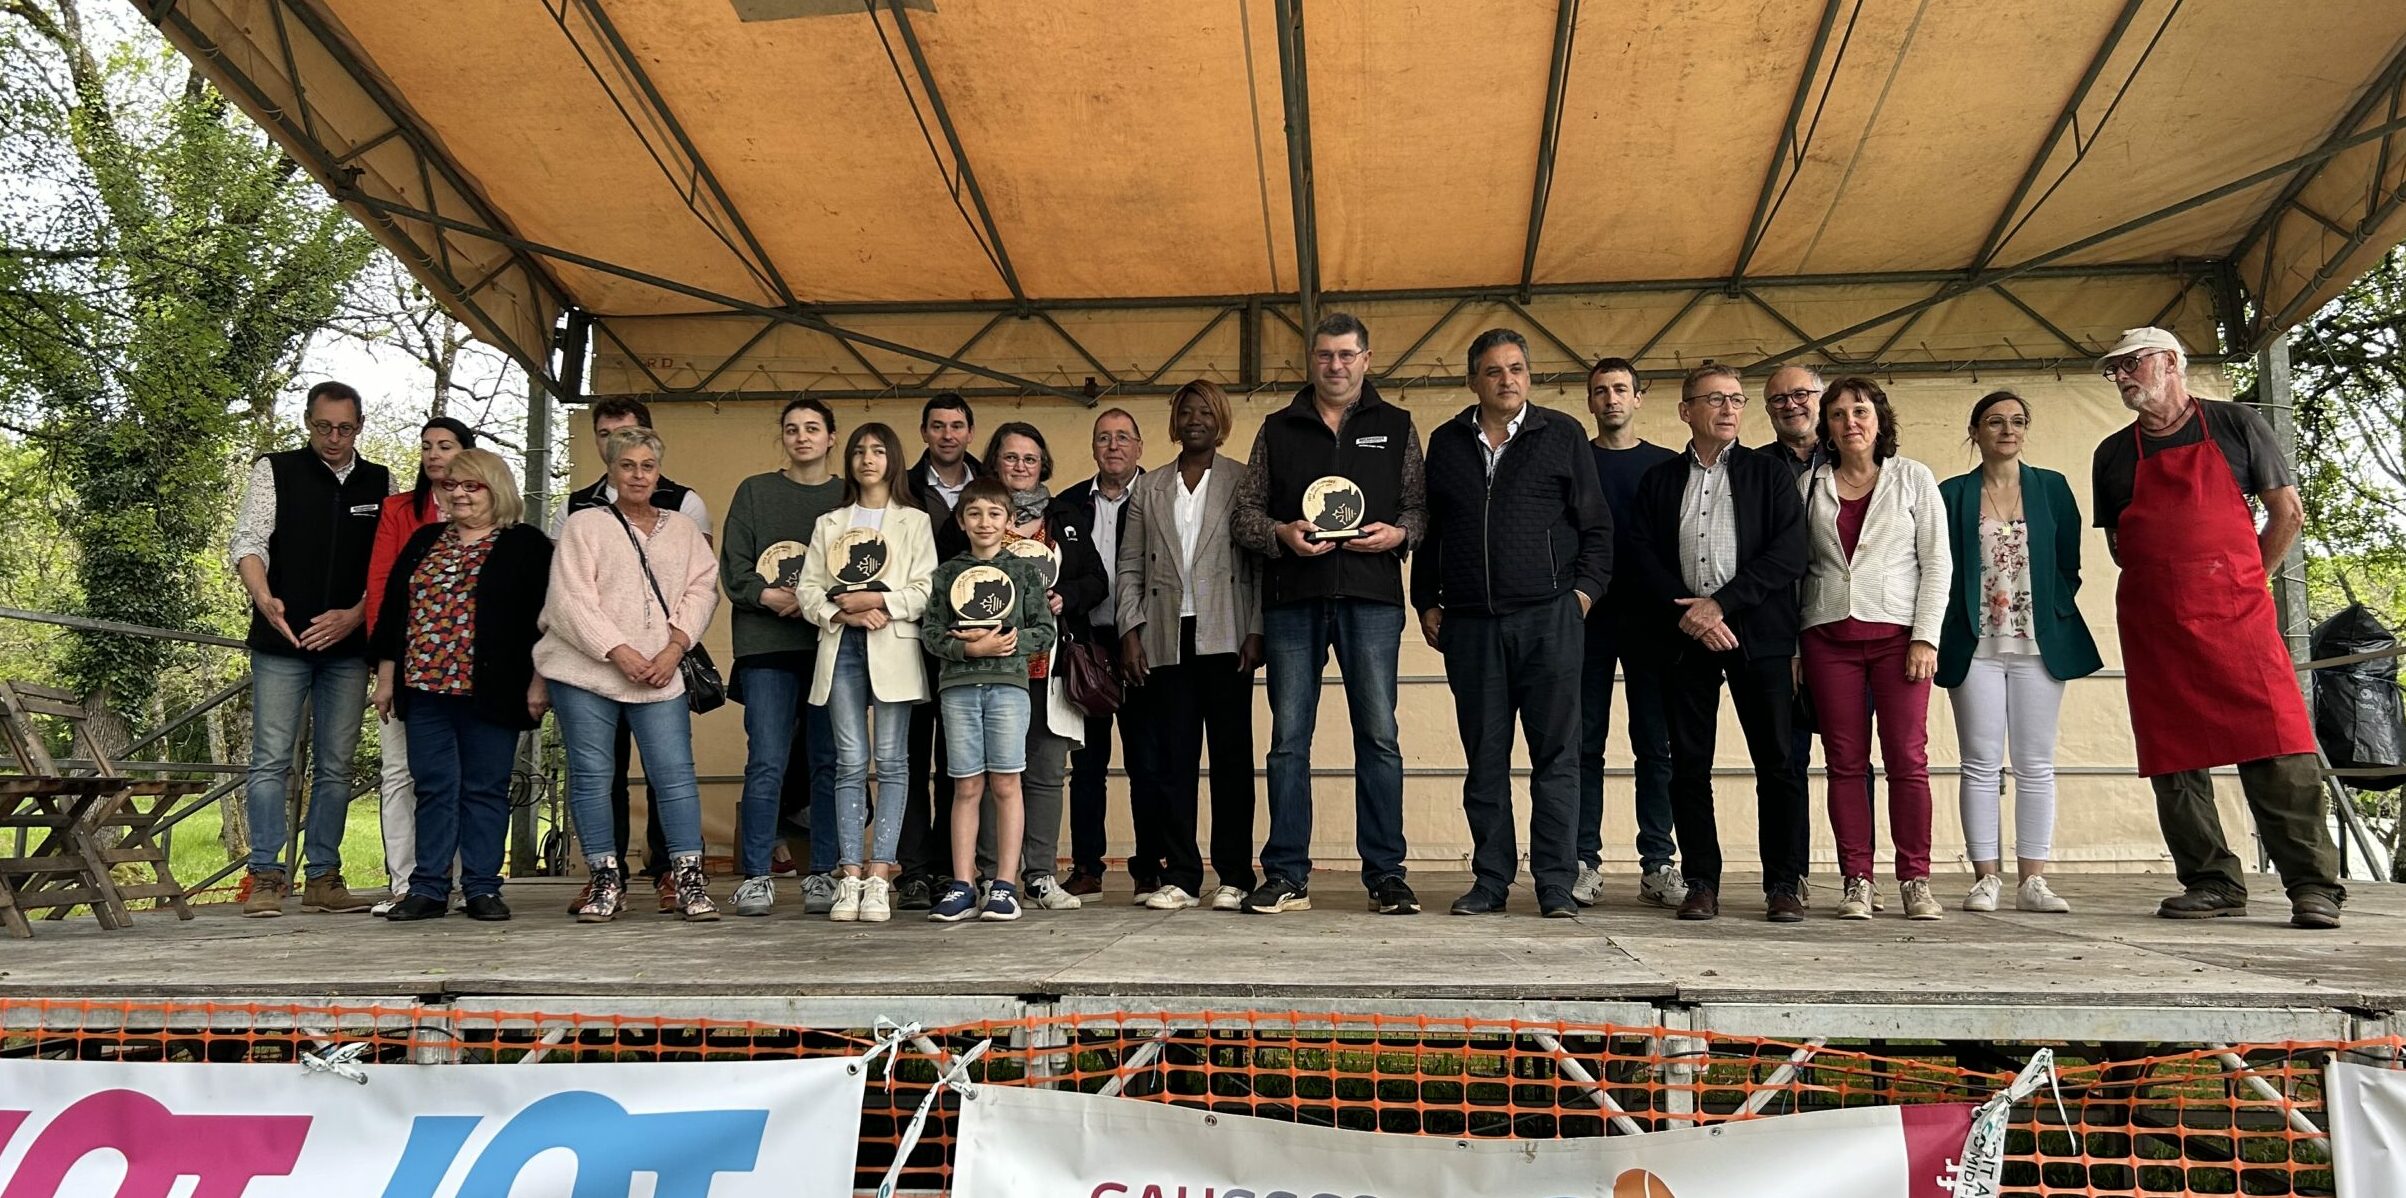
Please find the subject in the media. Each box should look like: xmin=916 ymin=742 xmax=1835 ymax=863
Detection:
xmin=0 ymin=681 xmax=205 ymax=937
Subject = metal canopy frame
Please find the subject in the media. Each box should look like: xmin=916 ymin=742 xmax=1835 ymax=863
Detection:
xmin=136 ymin=0 xmax=2406 ymax=408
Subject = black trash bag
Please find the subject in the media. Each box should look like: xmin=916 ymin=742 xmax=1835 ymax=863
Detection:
xmin=2310 ymin=603 xmax=2406 ymax=792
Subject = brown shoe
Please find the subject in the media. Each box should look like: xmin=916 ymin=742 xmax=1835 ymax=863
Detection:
xmin=1064 ymin=870 xmax=1104 ymax=897
xmin=654 ymin=871 xmax=678 ymax=914
xmin=243 ymin=870 xmax=289 ymax=918
xmin=301 ymin=872 xmax=373 ymax=913
xmin=2290 ymin=893 xmax=2342 ymax=929
xmin=566 ymin=878 xmax=595 ymax=914
xmin=1676 ymin=882 xmax=1719 ymax=921
xmin=1766 ymin=886 xmax=1806 ymax=923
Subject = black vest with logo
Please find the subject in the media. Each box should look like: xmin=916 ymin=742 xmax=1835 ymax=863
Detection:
xmin=250 ymin=449 xmax=391 ymax=659
xmin=563 ymin=474 xmax=694 ymax=524
xmin=1255 ymin=382 xmax=1416 ymax=607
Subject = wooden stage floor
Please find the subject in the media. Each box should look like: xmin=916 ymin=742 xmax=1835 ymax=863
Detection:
xmin=5 ymin=871 xmax=2403 ymax=1044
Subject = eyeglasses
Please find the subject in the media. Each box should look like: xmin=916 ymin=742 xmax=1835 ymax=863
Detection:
xmin=998 ymin=453 xmax=1045 ymax=470
xmin=2100 ymin=349 xmax=2169 ymax=379
xmin=1313 ymin=349 xmax=1366 ymax=366
xmin=1684 ymin=392 xmax=1749 ymax=409
xmin=1766 ymin=387 xmax=1823 ymax=407
xmin=1093 ymin=431 xmax=1140 ymax=446
xmin=437 ymin=479 xmax=488 ymax=494
xmin=309 ymin=420 xmax=360 ymax=436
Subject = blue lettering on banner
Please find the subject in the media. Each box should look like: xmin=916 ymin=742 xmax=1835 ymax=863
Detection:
xmin=380 ymin=1092 xmax=769 ymax=1198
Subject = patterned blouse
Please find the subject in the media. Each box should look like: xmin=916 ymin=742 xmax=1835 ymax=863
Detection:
xmin=1976 ymin=517 xmax=2039 ymax=657
xmin=403 ymin=527 xmax=496 ymax=694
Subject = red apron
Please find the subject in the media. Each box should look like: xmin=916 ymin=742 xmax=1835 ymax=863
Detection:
xmin=2115 ymin=401 xmax=2317 ymax=776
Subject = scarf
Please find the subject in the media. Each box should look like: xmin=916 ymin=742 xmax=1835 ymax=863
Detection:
xmin=1009 ymin=483 xmax=1052 ymax=526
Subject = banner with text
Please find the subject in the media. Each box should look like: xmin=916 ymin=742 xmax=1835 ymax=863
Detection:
xmin=954 ymin=1083 xmax=1975 ymax=1198
xmin=2327 ymin=1061 xmax=2406 ymax=1198
xmin=0 ymin=1055 xmax=863 ymax=1198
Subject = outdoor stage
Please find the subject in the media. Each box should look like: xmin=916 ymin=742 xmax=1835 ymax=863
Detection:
xmin=5 ymin=871 xmax=2402 ymax=1046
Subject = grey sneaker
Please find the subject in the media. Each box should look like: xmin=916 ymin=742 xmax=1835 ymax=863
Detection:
xmin=800 ymin=871 xmax=839 ymax=915
xmin=1900 ymin=878 xmax=1943 ymax=921
xmin=733 ymin=875 xmax=776 ymax=917
xmin=1026 ymin=874 xmax=1083 ymax=910
xmin=1570 ymin=864 xmax=1606 ymax=907
xmin=1636 ymin=863 xmax=1689 ymax=909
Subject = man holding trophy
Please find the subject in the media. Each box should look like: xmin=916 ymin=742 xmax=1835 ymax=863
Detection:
xmin=1231 ymin=312 xmax=1428 ymax=917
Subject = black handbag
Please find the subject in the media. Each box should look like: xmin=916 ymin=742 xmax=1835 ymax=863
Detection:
xmin=609 ymin=507 xmax=727 ymax=715
xmin=1057 ymin=628 xmax=1122 ymax=716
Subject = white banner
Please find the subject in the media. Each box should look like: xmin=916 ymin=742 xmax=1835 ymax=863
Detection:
xmin=0 ymin=1055 xmax=864 ymax=1198
xmin=954 ymin=1081 xmax=1974 ymax=1198
xmin=2327 ymin=1061 xmax=2406 ymax=1198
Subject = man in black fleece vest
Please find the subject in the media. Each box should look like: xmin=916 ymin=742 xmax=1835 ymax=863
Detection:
xmin=1411 ymin=329 xmax=1611 ymax=918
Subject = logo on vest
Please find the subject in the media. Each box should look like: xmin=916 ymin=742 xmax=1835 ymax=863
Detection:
xmin=1353 ymin=435 xmax=1389 ymax=449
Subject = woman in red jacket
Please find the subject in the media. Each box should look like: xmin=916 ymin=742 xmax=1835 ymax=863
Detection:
xmin=363 ymin=416 xmax=478 ymax=914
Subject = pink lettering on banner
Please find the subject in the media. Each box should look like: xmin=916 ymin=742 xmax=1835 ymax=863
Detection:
xmin=1900 ymin=1104 xmax=1977 ymax=1198
xmin=0 ymin=1090 xmax=310 ymax=1198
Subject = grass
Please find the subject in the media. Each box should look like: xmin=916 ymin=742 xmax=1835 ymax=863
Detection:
xmin=159 ymin=799 xmax=396 ymax=900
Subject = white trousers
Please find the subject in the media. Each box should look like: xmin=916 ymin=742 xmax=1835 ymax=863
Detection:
xmin=1948 ymin=652 xmax=2065 ymax=862
xmin=378 ymin=713 xmax=416 ymax=888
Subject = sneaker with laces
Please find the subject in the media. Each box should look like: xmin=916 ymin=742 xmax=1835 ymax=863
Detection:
xmin=896 ymin=876 xmax=934 ymax=911
xmin=1570 ymin=864 xmax=1606 ymax=907
xmin=928 ymin=880 xmax=979 ymax=922
xmin=242 ymin=870 xmax=288 ymax=918
xmin=670 ymin=856 xmax=718 ymax=921
xmin=1370 ymin=875 xmax=1421 ymax=915
xmin=1637 ymin=863 xmax=1689 ymax=909
xmin=829 ymin=874 xmax=865 ymax=921
xmin=1144 ymin=885 xmax=1200 ymax=910
xmin=1241 ymin=877 xmax=1310 ymax=914
xmin=800 ymin=871 xmax=839 ymax=915
xmin=2016 ymin=874 xmax=2071 ymax=913
xmin=859 ymin=876 xmax=893 ymax=923
xmin=576 ymin=861 xmax=626 ymax=923
xmin=980 ymin=880 xmax=1023 ymax=922
xmin=1206 ymin=884 xmax=1247 ymax=911
xmin=301 ymin=872 xmax=373 ymax=913
xmin=1026 ymin=874 xmax=1083 ymax=910
xmin=1901 ymin=878 xmax=1943 ymax=920
xmin=1130 ymin=885 xmax=1161 ymax=907
xmin=370 ymin=896 xmax=399 ymax=917
xmin=733 ymin=875 xmax=776 ymax=917
xmin=1835 ymin=875 xmax=1875 ymax=920
xmin=1964 ymin=874 xmax=2003 ymax=912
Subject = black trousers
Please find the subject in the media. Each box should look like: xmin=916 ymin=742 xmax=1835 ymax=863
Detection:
xmin=1070 ymin=634 xmax=1158 ymax=881
xmin=1664 ymin=642 xmax=1810 ymax=894
xmin=1141 ymin=618 xmax=1261 ymax=895
xmin=608 ymin=713 xmax=671 ymax=880
xmin=898 ymin=654 xmax=952 ymax=883
xmin=1443 ymin=595 xmax=1583 ymax=901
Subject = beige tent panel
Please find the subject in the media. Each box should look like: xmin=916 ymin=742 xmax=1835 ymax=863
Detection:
xmin=2239 ymin=96 xmax=2406 ymax=331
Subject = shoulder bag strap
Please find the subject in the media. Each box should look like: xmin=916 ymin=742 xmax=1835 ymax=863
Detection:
xmin=607 ymin=506 xmax=677 ymax=626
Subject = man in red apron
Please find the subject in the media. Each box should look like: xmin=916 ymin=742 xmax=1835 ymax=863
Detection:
xmin=2091 ymin=327 xmax=2343 ymax=930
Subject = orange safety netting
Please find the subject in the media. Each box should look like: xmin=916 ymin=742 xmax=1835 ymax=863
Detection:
xmin=0 ymin=998 xmax=2393 ymax=1196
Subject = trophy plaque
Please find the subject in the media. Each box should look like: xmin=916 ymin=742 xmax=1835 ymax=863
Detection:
xmin=1302 ymin=475 xmax=1367 ymax=542
xmin=754 ymin=540 xmax=809 ymax=589
xmin=829 ymin=526 xmax=891 ymax=595
xmin=1001 ymin=535 xmax=1060 ymax=588
xmin=950 ymin=563 xmax=1017 ymax=630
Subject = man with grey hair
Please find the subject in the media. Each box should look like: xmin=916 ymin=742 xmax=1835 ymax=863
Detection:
xmin=1755 ymin=364 xmax=1828 ymax=477
xmin=2091 ymin=326 xmax=2341 ymax=929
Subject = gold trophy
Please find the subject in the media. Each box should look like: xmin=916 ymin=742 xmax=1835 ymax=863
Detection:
xmin=754 ymin=540 xmax=809 ymax=588
xmin=950 ymin=563 xmax=1017 ymax=630
xmin=828 ymin=526 xmax=891 ymax=595
xmin=1302 ymin=475 xmax=1367 ymax=542
xmin=1001 ymin=534 xmax=1060 ymax=588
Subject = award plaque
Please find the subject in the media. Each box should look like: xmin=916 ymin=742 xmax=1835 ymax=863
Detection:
xmin=754 ymin=540 xmax=809 ymax=589
xmin=1001 ymin=535 xmax=1060 ymax=588
xmin=829 ymin=526 xmax=891 ymax=595
xmin=1302 ymin=475 xmax=1367 ymax=542
xmin=950 ymin=563 xmax=1017 ymax=630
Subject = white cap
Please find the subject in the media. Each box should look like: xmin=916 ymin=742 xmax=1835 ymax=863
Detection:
xmin=2097 ymin=326 xmax=2186 ymax=368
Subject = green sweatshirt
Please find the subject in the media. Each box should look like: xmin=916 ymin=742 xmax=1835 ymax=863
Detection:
xmin=922 ymin=551 xmax=1056 ymax=692
xmin=719 ymin=470 xmax=846 ymax=663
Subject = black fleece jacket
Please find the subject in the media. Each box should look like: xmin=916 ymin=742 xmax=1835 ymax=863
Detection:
xmin=1411 ymin=404 xmax=1611 ymax=617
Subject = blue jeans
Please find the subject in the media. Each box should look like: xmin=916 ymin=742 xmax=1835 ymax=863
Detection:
xmin=940 ymin=684 xmax=1030 ymax=776
xmin=734 ymin=661 xmax=837 ymax=877
xmin=243 ymin=651 xmax=369 ymax=878
xmin=550 ymin=681 xmax=703 ymax=863
xmin=401 ymin=691 xmax=516 ymax=899
xmin=1260 ymin=598 xmax=1407 ymax=888
xmin=826 ymin=629 xmax=911 ymax=866
xmin=1580 ymin=616 xmax=1677 ymax=870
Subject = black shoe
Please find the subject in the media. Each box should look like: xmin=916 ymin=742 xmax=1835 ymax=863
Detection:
xmin=463 ymin=894 xmax=511 ymax=922
xmin=1676 ymin=882 xmax=1720 ymax=921
xmin=1241 ymin=877 xmax=1311 ymax=914
xmin=384 ymin=894 xmax=447 ymax=922
xmin=2158 ymin=887 xmax=2248 ymax=919
xmin=1449 ymin=889 xmax=1507 ymax=915
xmin=1765 ymin=885 xmax=1806 ymax=923
xmin=1370 ymin=875 xmax=1421 ymax=915
xmin=2290 ymin=893 xmax=2342 ymax=929
xmin=1539 ymin=891 xmax=1578 ymax=919
xmin=896 ymin=877 xmax=934 ymax=911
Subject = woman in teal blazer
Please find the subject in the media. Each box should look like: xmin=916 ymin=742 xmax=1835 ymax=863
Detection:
xmin=1936 ymin=391 xmax=2103 ymax=915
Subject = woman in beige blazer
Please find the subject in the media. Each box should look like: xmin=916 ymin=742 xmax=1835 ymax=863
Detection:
xmin=798 ymin=422 xmax=937 ymax=922
xmin=1115 ymin=380 xmax=1265 ymax=912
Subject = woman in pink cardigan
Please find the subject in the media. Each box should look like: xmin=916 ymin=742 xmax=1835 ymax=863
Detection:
xmin=534 ymin=426 xmax=722 ymax=922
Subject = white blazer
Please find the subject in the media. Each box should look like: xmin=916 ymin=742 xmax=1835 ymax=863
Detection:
xmin=1797 ymin=455 xmax=1952 ymax=646
xmin=800 ymin=503 xmax=936 ymax=705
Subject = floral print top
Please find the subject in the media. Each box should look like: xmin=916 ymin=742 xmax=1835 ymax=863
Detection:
xmin=403 ymin=527 xmax=495 ymax=694
xmin=1976 ymin=517 xmax=2039 ymax=656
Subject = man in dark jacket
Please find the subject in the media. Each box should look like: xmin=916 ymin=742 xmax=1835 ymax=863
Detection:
xmin=232 ymin=381 xmax=390 ymax=916
xmin=1625 ymin=363 xmax=1811 ymax=923
xmin=1231 ymin=312 xmax=1428 ymax=916
xmin=898 ymin=393 xmax=981 ymax=908
xmin=1411 ymin=330 xmax=1610 ymax=918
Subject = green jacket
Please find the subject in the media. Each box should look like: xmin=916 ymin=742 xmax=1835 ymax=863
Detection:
xmin=922 ymin=552 xmax=1057 ymax=692
xmin=1935 ymin=464 xmax=2104 ymax=687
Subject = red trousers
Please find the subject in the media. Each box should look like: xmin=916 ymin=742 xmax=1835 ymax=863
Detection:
xmin=1802 ymin=623 xmax=1934 ymax=880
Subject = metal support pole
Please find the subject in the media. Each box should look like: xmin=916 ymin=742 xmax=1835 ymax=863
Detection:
xmin=1270 ymin=0 xmax=1321 ymax=334
xmin=2254 ymin=334 xmax=2309 ymax=667
xmin=1240 ymin=297 xmax=1262 ymax=386
xmin=1659 ymin=1035 xmax=1705 ymax=1129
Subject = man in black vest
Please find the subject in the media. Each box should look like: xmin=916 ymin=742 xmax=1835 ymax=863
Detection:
xmin=896 ymin=393 xmax=981 ymax=909
xmin=233 ymin=381 xmax=391 ymax=916
xmin=552 ymin=396 xmax=713 ymax=912
xmin=1413 ymin=329 xmax=1611 ymax=918
xmin=1232 ymin=312 xmax=1427 ymax=916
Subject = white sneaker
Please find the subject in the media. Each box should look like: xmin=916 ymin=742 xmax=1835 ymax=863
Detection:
xmin=1636 ymin=863 xmax=1688 ymax=908
xmin=1570 ymin=864 xmax=1606 ymax=907
xmin=1963 ymin=874 xmax=2002 ymax=912
xmin=1144 ymin=885 xmax=1200 ymax=910
xmin=858 ymin=876 xmax=892 ymax=923
xmin=733 ymin=875 xmax=776 ymax=917
xmin=2017 ymin=874 xmax=2071 ymax=913
xmin=1026 ymin=874 xmax=1083 ymax=910
xmin=1131 ymin=886 xmax=1161 ymax=907
xmin=1901 ymin=878 xmax=1943 ymax=921
xmin=829 ymin=875 xmax=865 ymax=921
xmin=369 ymin=897 xmax=398 ymax=917
xmin=1207 ymin=885 xmax=1246 ymax=911
xmin=1836 ymin=876 xmax=1875 ymax=920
